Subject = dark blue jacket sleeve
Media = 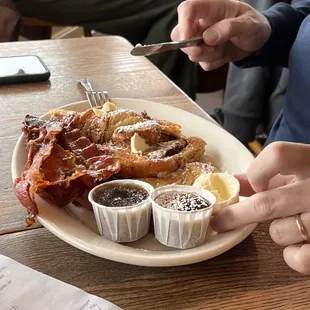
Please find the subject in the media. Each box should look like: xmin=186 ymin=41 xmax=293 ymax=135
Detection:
xmin=235 ymin=1 xmax=310 ymax=68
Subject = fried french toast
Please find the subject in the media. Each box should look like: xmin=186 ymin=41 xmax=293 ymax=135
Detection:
xmin=15 ymin=102 xmax=213 ymax=222
xmin=139 ymin=162 xmax=218 ymax=188
xmin=49 ymin=105 xmax=207 ymax=178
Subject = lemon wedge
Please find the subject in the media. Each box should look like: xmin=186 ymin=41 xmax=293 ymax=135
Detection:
xmin=193 ymin=172 xmax=240 ymax=211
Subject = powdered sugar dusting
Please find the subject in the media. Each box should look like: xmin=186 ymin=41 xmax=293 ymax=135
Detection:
xmin=114 ymin=120 xmax=159 ymax=133
xmin=155 ymin=192 xmax=211 ymax=211
xmin=106 ymin=108 xmax=131 ymax=116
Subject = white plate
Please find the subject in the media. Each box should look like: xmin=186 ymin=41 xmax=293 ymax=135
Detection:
xmin=11 ymin=98 xmax=256 ymax=267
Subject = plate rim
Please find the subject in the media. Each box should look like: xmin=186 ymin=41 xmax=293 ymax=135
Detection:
xmin=11 ymin=98 xmax=257 ymax=267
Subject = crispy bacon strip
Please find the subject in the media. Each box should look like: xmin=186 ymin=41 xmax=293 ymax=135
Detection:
xmin=14 ymin=128 xmax=63 ymax=222
xmin=14 ymin=115 xmax=120 ymax=225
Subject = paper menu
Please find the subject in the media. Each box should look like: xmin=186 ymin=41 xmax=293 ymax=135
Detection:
xmin=0 ymin=255 xmax=122 ymax=310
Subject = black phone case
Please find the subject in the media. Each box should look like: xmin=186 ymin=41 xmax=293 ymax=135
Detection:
xmin=0 ymin=55 xmax=51 ymax=85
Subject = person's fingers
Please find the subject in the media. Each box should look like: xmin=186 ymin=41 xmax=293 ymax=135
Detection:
xmin=211 ymin=178 xmax=310 ymax=232
xmin=202 ymin=12 xmax=264 ymax=47
xmin=177 ymin=0 xmax=201 ymax=40
xmin=188 ymin=45 xmax=222 ymax=63
xmin=202 ymin=17 xmax=244 ymax=46
xmin=186 ymin=40 xmax=251 ymax=70
xmin=267 ymin=174 xmax=297 ymax=190
xmin=233 ymin=173 xmax=296 ymax=197
xmin=182 ymin=45 xmax=210 ymax=60
xmin=234 ymin=174 xmax=255 ymax=197
xmin=247 ymin=142 xmax=310 ymax=193
xmin=181 ymin=44 xmax=225 ymax=65
xmin=171 ymin=25 xmax=180 ymax=41
xmin=172 ymin=26 xmax=204 ymax=53
xmin=199 ymin=58 xmax=227 ymax=71
xmin=172 ymin=27 xmax=226 ymax=68
xmin=174 ymin=0 xmax=269 ymax=65
xmin=205 ymin=11 xmax=271 ymax=51
xmin=177 ymin=0 xmax=240 ymax=40
xmin=269 ymin=212 xmax=310 ymax=246
xmin=283 ymin=244 xmax=310 ymax=275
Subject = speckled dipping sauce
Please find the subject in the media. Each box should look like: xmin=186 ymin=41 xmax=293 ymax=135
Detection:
xmin=155 ymin=191 xmax=211 ymax=212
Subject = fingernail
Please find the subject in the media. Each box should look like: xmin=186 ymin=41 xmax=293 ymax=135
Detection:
xmin=205 ymin=29 xmax=219 ymax=44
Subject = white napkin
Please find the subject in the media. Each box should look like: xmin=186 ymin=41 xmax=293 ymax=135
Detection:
xmin=0 ymin=255 xmax=122 ymax=310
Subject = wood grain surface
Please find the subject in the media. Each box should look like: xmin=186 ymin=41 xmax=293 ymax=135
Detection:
xmin=0 ymin=37 xmax=309 ymax=310
xmin=1 ymin=225 xmax=309 ymax=310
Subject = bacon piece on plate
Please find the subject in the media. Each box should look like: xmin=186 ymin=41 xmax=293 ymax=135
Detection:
xmin=14 ymin=115 xmax=120 ymax=225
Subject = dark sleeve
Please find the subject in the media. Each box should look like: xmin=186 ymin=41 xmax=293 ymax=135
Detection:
xmin=235 ymin=1 xmax=310 ymax=68
xmin=0 ymin=0 xmax=21 ymax=42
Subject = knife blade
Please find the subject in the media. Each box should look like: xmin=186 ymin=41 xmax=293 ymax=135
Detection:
xmin=130 ymin=37 xmax=204 ymax=57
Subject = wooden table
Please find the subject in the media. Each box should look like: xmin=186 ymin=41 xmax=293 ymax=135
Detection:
xmin=0 ymin=37 xmax=309 ymax=310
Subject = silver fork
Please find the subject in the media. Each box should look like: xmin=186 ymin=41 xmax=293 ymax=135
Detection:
xmin=77 ymin=79 xmax=110 ymax=108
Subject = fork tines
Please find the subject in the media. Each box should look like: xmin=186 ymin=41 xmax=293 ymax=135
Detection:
xmin=86 ymin=91 xmax=109 ymax=109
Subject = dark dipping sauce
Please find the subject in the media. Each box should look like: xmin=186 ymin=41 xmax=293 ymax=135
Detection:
xmin=155 ymin=191 xmax=211 ymax=212
xmin=93 ymin=184 xmax=149 ymax=207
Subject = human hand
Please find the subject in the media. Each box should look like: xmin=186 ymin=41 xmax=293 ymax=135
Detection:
xmin=171 ymin=0 xmax=271 ymax=71
xmin=211 ymin=142 xmax=310 ymax=274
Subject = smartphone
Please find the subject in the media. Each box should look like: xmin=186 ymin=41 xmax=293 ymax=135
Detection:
xmin=0 ymin=55 xmax=50 ymax=85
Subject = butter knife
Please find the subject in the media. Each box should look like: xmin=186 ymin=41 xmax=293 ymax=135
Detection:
xmin=130 ymin=37 xmax=204 ymax=57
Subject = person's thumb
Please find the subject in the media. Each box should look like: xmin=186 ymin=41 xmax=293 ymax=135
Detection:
xmin=203 ymin=16 xmax=249 ymax=46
